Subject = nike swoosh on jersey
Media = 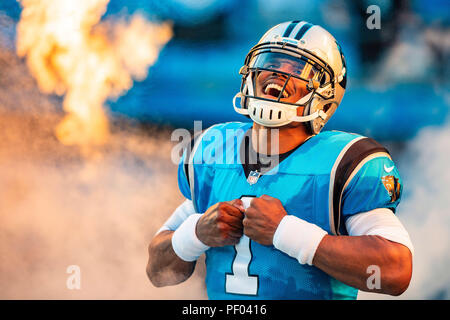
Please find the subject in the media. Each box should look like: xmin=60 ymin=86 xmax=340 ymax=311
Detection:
xmin=384 ymin=164 xmax=394 ymax=173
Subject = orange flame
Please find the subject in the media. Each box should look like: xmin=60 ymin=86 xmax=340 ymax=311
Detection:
xmin=16 ymin=0 xmax=172 ymax=146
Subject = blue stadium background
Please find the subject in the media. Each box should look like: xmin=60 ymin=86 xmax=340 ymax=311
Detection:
xmin=1 ymin=0 xmax=448 ymax=141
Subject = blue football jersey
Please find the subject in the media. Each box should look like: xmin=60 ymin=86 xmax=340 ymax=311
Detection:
xmin=177 ymin=121 xmax=402 ymax=300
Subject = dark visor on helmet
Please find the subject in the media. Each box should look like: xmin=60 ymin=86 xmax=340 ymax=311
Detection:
xmin=249 ymin=51 xmax=325 ymax=83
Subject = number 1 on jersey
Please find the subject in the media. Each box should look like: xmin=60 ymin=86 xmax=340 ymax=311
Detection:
xmin=225 ymin=196 xmax=258 ymax=295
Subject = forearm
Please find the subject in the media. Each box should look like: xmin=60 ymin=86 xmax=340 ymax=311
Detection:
xmin=146 ymin=230 xmax=196 ymax=287
xmin=312 ymin=234 xmax=412 ymax=295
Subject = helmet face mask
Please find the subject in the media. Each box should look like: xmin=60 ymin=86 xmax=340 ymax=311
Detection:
xmin=233 ymin=21 xmax=347 ymax=134
xmin=247 ymin=51 xmax=333 ymax=106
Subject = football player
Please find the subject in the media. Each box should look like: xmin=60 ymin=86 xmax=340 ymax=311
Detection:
xmin=146 ymin=21 xmax=414 ymax=299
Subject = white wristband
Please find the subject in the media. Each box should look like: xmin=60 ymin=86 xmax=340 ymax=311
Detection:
xmin=171 ymin=213 xmax=210 ymax=262
xmin=273 ymin=215 xmax=328 ymax=265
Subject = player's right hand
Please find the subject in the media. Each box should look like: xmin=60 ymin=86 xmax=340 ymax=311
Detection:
xmin=195 ymin=199 xmax=245 ymax=247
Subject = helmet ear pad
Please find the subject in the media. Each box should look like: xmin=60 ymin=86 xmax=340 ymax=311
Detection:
xmin=322 ymin=102 xmax=338 ymax=124
xmin=312 ymin=100 xmax=339 ymax=134
xmin=303 ymin=95 xmax=336 ymax=134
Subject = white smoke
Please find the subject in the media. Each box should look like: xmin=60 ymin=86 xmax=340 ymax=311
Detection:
xmin=359 ymin=121 xmax=450 ymax=299
xmin=0 ymin=111 xmax=207 ymax=299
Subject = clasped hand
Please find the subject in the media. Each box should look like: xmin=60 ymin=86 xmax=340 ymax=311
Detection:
xmin=195 ymin=195 xmax=287 ymax=246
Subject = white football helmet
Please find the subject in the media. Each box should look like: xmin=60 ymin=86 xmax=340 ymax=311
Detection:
xmin=233 ymin=21 xmax=347 ymax=134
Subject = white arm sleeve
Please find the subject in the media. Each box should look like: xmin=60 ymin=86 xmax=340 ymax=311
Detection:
xmin=155 ymin=199 xmax=196 ymax=235
xmin=345 ymin=208 xmax=414 ymax=256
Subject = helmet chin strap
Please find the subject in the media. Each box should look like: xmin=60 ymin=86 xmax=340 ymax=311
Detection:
xmin=233 ymin=92 xmax=247 ymax=115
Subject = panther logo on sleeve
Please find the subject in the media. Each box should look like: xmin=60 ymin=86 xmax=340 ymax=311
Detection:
xmin=381 ymin=175 xmax=401 ymax=202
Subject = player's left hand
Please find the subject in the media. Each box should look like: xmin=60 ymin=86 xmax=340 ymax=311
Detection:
xmin=243 ymin=194 xmax=287 ymax=246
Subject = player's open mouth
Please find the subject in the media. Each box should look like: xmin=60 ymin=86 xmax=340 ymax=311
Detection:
xmin=264 ymin=83 xmax=289 ymax=98
xmin=262 ymin=79 xmax=293 ymax=99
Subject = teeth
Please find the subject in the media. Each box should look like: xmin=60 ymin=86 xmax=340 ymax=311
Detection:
xmin=264 ymin=83 xmax=289 ymax=98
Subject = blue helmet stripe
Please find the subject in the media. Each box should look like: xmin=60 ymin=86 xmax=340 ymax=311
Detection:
xmin=294 ymin=22 xmax=313 ymax=40
xmin=282 ymin=21 xmax=299 ymax=37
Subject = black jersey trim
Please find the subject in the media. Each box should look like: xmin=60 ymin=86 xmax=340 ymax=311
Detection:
xmin=239 ymin=131 xmax=307 ymax=179
xmin=183 ymin=131 xmax=203 ymax=188
xmin=331 ymin=137 xmax=390 ymax=235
